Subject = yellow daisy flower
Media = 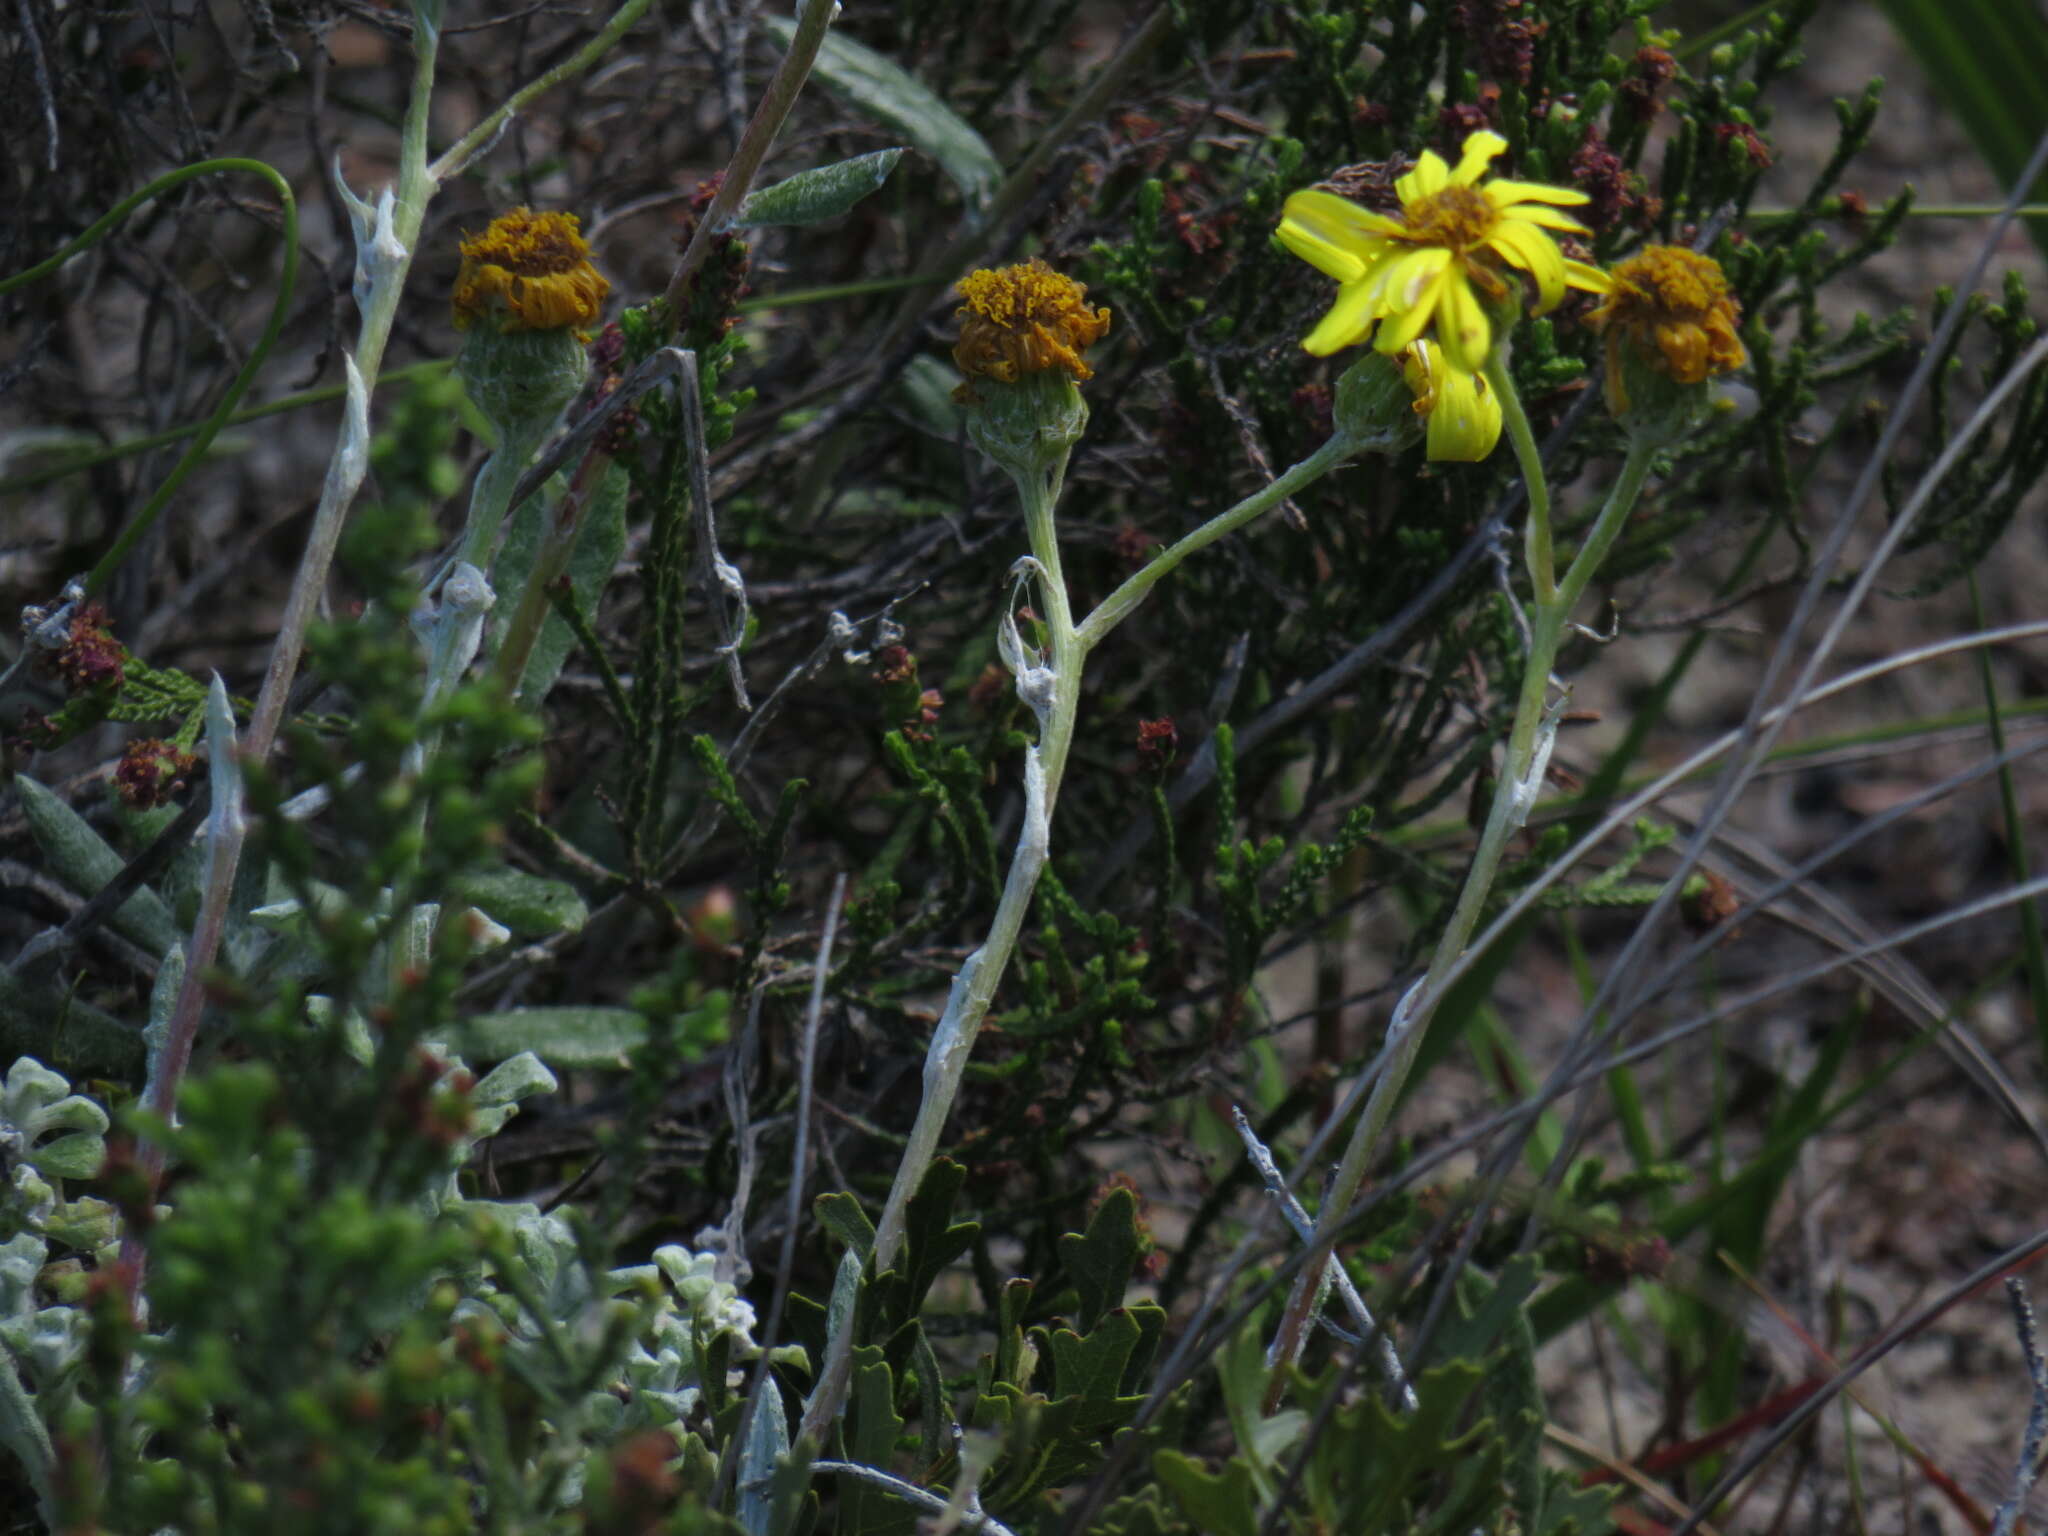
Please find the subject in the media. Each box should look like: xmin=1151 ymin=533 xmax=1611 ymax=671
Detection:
xmin=952 ymin=259 xmax=1112 ymax=390
xmin=1277 ymin=131 xmax=1611 ymax=370
xmin=1585 ymin=244 xmax=1745 ymax=413
xmin=451 ymin=207 xmax=609 ymax=334
xmin=1399 ymin=339 xmax=1502 ymax=462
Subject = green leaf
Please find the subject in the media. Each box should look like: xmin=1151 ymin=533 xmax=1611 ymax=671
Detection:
xmin=815 ymin=1191 xmax=876 ymax=1262
xmin=1059 ymin=1185 xmax=1143 ymax=1333
xmin=761 ymin=19 xmax=1000 ymax=212
xmin=893 ymin=1158 xmax=979 ymax=1325
xmin=14 ymin=775 xmax=180 ymax=955
xmin=1153 ymin=1449 xmax=1260 ymax=1536
xmin=1879 ymin=0 xmax=2048 ymax=260
xmin=1048 ymin=1308 xmax=1141 ymax=1403
xmin=737 ymin=149 xmax=905 ymax=228
xmin=842 ymin=1347 xmax=913 ymax=1535
xmin=448 ymin=867 xmax=589 ymax=937
xmin=444 ymin=1006 xmax=648 ymax=1065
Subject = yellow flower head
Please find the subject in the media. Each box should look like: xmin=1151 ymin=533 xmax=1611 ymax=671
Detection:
xmin=1585 ymin=244 xmax=1745 ymax=412
xmin=1278 ymin=131 xmax=1611 ymax=371
xmin=1398 ymin=340 xmax=1503 ymax=462
xmin=952 ymin=260 xmax=1111 ymax=389
xmin=452 ymin=207 xmax=609 ymax=334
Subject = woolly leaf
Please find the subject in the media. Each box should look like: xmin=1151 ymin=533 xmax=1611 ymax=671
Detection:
xmin=737 ymin=148 xmax=905 ymax=228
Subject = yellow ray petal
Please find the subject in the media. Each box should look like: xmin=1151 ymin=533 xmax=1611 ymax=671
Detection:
xmin=1450 ymin=130 xmax=1509 ymax=186
xmin=1437 ymin=270 xmax=1493 ymax=371
xmin=1277 ymin=218 xmax=1369 ymax=284
xmin=1563 ymin=258 xmax=1614 ymax=294
xmin=1301 ymin=280 xmax=1381 ymax=356
xmin=1485 ymin=178 xmax=1592 ymax=207
xmin=1397 ymin=149 xmax=1450 ymax=205
xmin=1283 ymin=188 xmax=1404 ymax=246
xmin=1375 ymin=264 xmax=1450 ymax=354
xmin=1486 ymin=219 xmax=1567 ymax=312
xmin=1366 ymin=245 xmax=1451 ymax=312
xmin=1505 ymin=204 xmax=1593 ymax=235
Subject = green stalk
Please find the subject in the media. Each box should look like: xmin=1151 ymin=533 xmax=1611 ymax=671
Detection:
xmin=799 ymin=423 xmax=1359 ymax=1445
xmin=1487 ymin=349 xmax=1557 ymax=604
xmin=799 ymin=455 xmax=1085 ymax=1444
xmin=1262 ymin=390 xmax=1655 ymax=1400
xmin=1076 ymin=434 xmax=1353 ymax=650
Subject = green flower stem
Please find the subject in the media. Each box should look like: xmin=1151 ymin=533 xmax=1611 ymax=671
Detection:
xmin=800 ymin=455 xmax=1085 ymax=1445
xmin=136 ymin=26 xmax=444 ymax=1228
xmin=1075 ymin=433 xmax=1355 ymax=651
xmin=135 ymin=0 xmax=649 ymax=1237
xmin=457 ymin=419 xmax=548 ymax=573
xmin=1263 ymin=427 xmax=1656 ymax=1401
xmin=801 ymin=433 xmax=1359 ymax=1445
xmin=1484 ymin=349 xmax=1555 ymax=604
xmin=426 ymin=0 xmax=655 ymax=184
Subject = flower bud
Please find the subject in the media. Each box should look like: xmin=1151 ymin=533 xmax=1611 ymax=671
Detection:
xmin=1331 ymin=352 xmax=1423 ymax=454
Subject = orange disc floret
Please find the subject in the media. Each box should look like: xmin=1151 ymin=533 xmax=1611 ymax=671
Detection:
xmin=952 ymin=259 xmax=1112 ymax=388
xmin=451 ymin=207 xmax=610 ymax=333
xmin=1586 ymin=244 xmax=1744 ymax=411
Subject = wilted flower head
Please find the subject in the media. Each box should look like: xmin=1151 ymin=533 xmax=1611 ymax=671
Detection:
xmin=1586 ymin=244 xmax=1745 ymax=414
xmin=952 ymin=259 xmax=1111 ymax=392
xmin=451 ymin=207 xmax=609 ymax=334
xmin=1278 ymin=130 xmax=1610 ymax=370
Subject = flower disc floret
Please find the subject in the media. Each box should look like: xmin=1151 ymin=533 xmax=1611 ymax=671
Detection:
xmin=1586 ymin=244 xmax=1745 ymax=411
xmin=952 ymin=260 xmax=1111 ymax=389
xmin=452 ymin=207 xmax=609 ymax=334
xmin=1278 ymin=131 xmax=1612 ymax=370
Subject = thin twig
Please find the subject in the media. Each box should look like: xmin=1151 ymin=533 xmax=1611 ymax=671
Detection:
xmin=1228 ymin=1106 xmax=1415 ymax=1411
xmin=1992 ymin=1278 xmax=2048 ymax=1536
xmin=810 ymin=1460 xmax=1019 ymax=1536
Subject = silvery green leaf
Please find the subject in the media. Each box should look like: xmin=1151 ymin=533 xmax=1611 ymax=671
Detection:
xmin=0 ymin=1235 xmax=46 ymax=1325
xmin=448 ymin=869 xmax=589 ymax=938
xmin=446 ymin=1007 xmax=648 ymax=1067
xmin=13 ymin=777 xmax=180 ymax=955
xmin=736 ymin=1363 xmax=791 ymax=1536
xmin=735 ymin=148 xmax=904 ymax=227
xmin=41 ymin=1196 xmax=118 ymax=1256
xmin=0 ymin=1060 xmax=109 ymax=1181
xmin=762 ymin=19 xmax=999 ymax=211
xmin=472 ymin=1051 xmax=558 ymax=1109
xmin=25 ymin=1134 xmax=102 ymax=1183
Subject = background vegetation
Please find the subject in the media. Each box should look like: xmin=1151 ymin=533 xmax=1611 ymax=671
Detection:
xmin=2 ymin=0 xmax=2047 ymax=1531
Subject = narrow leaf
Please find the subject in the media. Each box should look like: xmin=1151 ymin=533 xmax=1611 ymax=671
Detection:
xmin=13 ymin=775 xmax=179 ymax=955
xmin=761 ymin=19 xmax=1000 ymax=211
xmin=737 ymin=148 xmax=905 ymax=228
xmin=445 ymin=1006 xmax=648 ymax=1065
